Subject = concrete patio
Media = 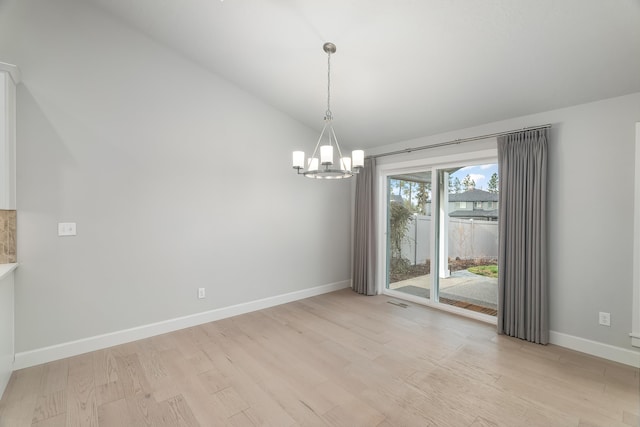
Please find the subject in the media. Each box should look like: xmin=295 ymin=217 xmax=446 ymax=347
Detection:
xmin=389 ymin=269 xmax=498 ymax=310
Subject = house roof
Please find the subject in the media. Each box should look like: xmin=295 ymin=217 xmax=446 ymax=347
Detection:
xmin=449 ymin=209 xmax=499 ymax=219
xmin=390 ymin=194 xmax=404 ymax=204
xmin=448 ymin=189 xmax=498 ymax=203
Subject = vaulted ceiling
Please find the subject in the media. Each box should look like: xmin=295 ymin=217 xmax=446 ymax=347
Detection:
xmin=89 ymin=0 xmax=640 ymax=149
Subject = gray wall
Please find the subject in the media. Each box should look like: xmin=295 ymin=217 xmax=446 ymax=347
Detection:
xmin=369 ymin=92 xmax=640 ymax=352
xmin=0 ymin=0 xmax=352 ymax=352
xmin=2 ymin=0 xmax=639 ymax=357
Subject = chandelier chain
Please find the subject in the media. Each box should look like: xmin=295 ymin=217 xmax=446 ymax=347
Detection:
xmin=326 ymin=50 xmax=332 ymax=120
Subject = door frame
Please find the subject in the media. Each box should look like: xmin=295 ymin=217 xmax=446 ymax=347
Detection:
xmin=376 ymin=149 xmax=498 ymax=324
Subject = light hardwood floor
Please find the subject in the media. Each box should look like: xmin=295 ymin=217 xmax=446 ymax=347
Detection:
xmin=0 ymin=289 xmax=638 ymax=426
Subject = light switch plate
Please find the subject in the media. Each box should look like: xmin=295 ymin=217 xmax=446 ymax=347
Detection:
xmin=58 ymin=222 xmax=77 ymax=236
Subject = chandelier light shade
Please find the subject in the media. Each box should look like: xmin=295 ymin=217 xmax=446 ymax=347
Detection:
xmin=292 ymin=42 xmax=364 ymax=179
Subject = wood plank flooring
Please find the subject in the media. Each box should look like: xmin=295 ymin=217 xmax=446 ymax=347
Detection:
xmin=0 ymin=289 xmax=638 ymax=426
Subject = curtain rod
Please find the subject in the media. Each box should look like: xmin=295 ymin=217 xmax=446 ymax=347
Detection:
xmin=369 ymin=124 xmax=552 ymax=159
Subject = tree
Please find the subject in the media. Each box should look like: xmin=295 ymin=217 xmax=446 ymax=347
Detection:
xmin=389 ymin=202 xmax=413 ymax=272
xmin=487 ymin=172 xmax=499 ymax=194
xmin=416 ymin=182 xmax=430 ymax=214
xmin=402 ymin=181 xmax=414 ymax=210
xmin=453 ymin=177 xmax=461 ymax=194
xmin=462 ymin=174 xmax=475 ymax=192
xmin=389 ymin=179 xmax=406 ymax=202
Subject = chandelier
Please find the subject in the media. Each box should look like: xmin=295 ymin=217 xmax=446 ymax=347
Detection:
xmin=292 ymin=42 xmax=364 ymax=179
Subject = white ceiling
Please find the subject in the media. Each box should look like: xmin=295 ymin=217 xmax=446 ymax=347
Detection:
xmin=89 ymin=0 xmax=640 ymax=149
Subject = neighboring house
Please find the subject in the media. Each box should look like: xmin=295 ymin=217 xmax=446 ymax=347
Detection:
xmin=389 ymin=194 xmax=404 ymax=204
xmin=448 ymin=189 xmax=499 ymax=221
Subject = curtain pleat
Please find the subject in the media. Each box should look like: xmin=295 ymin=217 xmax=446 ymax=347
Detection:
xmin=352 ymin=158 xmax=376 ymax=295
xmin=497 ymin=130 xmax=548 ymax=344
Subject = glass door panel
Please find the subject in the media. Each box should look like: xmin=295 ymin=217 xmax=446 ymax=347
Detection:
xmin=386 ymin=171 xmax=432 ymax=299
xmin=436 ymin=164 xmax=499 ymax=315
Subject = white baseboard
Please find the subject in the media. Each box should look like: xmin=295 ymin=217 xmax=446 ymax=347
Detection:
xmin=549 ymin=330 xmax=640 ymax=368
xmin=14 ymin=280 xmax=351 ymax=370
xmin=630 ymin=332 xmax=640 ymax=348
xmin=15 ymin=285 xmax=638 ymax=371
xmin=384 ymin=290 xmax=639 ymax=368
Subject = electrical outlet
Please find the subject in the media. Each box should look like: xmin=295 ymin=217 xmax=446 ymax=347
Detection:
xmin=599 ymin=312 xmax=611 ymax=326
xmin=198 ymin=288 xmax=206 ymax=299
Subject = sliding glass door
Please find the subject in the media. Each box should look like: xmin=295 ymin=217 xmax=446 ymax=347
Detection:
xmin=382 ymin=158 xmax=499 ymax=317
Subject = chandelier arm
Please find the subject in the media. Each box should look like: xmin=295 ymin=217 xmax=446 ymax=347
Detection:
xmin=310 ymin=122 xmax=329 ymax=161
xmin=329 ymin=125 xmax=345 ymax=160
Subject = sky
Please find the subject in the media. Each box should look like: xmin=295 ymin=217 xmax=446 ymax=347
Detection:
xmin=450 ymin=163 xmax=498 ymax=191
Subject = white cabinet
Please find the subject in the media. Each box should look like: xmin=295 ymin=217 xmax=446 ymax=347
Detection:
xmin=633 ymin=122 xmax=640 ymax=348
xmin=0 ymin=62 xmax=18 ymax=398
xmin=0 ymin=62 xmax=19 ymax=210
xmin=0 ymin=264 xmax=17 ymax=398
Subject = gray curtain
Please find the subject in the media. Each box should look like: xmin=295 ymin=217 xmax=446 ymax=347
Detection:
xmin=352 ymin=157 xmax=376 ymax=295
xmin=497 ymin=129 xmax=548 ymax=344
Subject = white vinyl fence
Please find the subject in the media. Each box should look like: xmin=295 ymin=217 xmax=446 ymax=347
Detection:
xmin=401 ymin=215 xmax=498 ymax=264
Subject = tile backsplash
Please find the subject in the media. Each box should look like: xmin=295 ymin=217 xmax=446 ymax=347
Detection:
xmin=0 ymin=210 xmax=16 ymax=264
